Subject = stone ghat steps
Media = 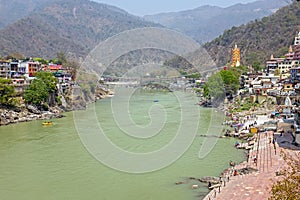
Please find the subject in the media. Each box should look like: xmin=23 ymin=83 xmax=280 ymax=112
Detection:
xmin=255 ymin=131 xmax=276 ymax=173
xmin=203 ymin=130 xmax=282 ymax=200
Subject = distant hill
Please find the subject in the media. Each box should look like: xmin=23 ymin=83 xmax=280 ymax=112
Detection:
xmin=203 ymin=1 xmax=300 ymax=67
xmin=0 ymin=0 xmax=59 ymax=29
xmin=144 ymin=0 xmax=289 ymax=44
xmin=0 ymin=0 xmax=159 ymax=58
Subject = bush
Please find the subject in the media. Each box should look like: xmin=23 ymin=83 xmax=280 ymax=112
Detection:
xmin=269 ymin=151 xmax=300 ymax=200
xmin=56 ymin=96 xmax=62 ymax=106
xmin=0 ymin=78 xmax=16 ymax=106
xmin=42 ymin=103 xmax=49 ymax=111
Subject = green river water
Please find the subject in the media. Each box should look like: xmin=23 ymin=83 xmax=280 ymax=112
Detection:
xmin=0 ymin=88 xmax=245 ymax=200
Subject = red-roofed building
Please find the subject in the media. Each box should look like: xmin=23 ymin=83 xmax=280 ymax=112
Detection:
xmin=43 ymin=63 xmax=63 ymax=72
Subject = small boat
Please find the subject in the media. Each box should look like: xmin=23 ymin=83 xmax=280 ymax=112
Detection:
xmin=42 ymin=121 xmax=53 ymax=126
xmin=153 ymin=100 xmax=159 ymax=102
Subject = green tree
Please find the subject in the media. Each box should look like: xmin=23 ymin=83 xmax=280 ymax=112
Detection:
xmin=24 ymin=72 xmax=58 ymax=106
xmin=229 ymin=65 xmax=249 ymax=77
xmin=35 ymin=72 xmax=58 ymax=93
xmin=204 ymin=68 xmax=241 ymax=103
xmin=203 ymin=73 xmax=225 ymax=101
xmin=63 ymin=59 xmax=80 ymax=81
xmin=0 ymin=78 xmax=16 ymax=106
xmin=269 ymin=151 xmax=300 ymax=200
xmin=219 ymin=69 xmax=240 ymax=95
xmin=252 ymin=61 xmax=262 ymax=72
xmin=33 ymin=58 xmax=48 ymax=65
xmin=24 ymin=79 xmax=48 ymax=105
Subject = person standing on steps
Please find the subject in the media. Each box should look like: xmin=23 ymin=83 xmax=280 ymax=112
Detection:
xmin=272 ymin=137 xmax=277 ymax=155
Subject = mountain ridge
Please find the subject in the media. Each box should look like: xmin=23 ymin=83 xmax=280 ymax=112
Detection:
xmin=144 ymin=0 xmax=289 ymax=43
xmin=203 ymin=1 xmax=300 ymax=67
xmin=0 ymin=0 xmax=160 ymax=58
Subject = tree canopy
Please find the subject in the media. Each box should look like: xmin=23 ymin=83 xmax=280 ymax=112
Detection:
xmin=24 ymin=79 xmax=48 ymax=105
xmin=33 ymin=58 xmax=48 ymax=65
xmin=35 ymin=72 xmax=58 ymax=93
xmin=204 ymin=67 xmax=243 ymax=102
xmin=204 ymin=73 xmax=224 ymax=97
xmin=24 ymin=72 xmax=58 ymax=106
xmin=0 ymin=78 xmax=16 ymax=106
xmin=219 ymin=69 xmax=240 ymax=95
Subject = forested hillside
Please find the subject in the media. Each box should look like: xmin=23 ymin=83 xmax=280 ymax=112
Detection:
xmin=0 ymin=0 xmax=57 ymax=29
xmin=145 ymin=0 xmax=288 ymax=44
xmin=0 ymin=0 xmax=159 ymax=58
xmin=203 ymin=1 xmax=300 ymax=67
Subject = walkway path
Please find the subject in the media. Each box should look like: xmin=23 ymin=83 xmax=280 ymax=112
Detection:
xmin=203 ymin=115 xmax=290 ymax=200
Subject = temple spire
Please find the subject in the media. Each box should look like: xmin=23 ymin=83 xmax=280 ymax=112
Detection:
xmin=231 ymin=44 xmax=241 ymax=67
xmin=289 ymin=45 xmax=293 ymax=53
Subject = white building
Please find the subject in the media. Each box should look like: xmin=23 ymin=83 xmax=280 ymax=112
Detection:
xmin=19 ymin=61 xmax=41 ymax=79
xmin=278 ymin=60 xmax=300 ymax=79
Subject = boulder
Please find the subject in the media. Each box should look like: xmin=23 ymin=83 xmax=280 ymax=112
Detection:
xmin=198 ymin=176 xmax=220 ymax=184
xmin=27 ymin=105 xmax=41 ymax=114
xmin=0 ymin=118 xmax=9 ymax=126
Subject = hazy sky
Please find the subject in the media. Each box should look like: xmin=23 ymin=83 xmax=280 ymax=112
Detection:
xmin=95 ymin=0 xmax=258 ymax=16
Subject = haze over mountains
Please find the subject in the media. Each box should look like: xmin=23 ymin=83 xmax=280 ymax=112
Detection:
xmin=203 ymin=1 xmax=300 ymax=66
xmin=0 ymin=0 xmax=56 ymax=29
xmin=0 ymin=0 xmax=294 ymax=65
xmin=0 ymin=0 xmax=159 ymax=58
xmin=144 ymin=0 xmax=289 ymax=43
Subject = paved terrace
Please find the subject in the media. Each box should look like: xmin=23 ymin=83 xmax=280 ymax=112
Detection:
xmin=204 ymin=115 xmax=299 ymax=200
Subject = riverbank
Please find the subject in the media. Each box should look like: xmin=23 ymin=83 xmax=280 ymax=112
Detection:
xmin=203 ymin=131 xmax=294 ymax=200
xmin=0 ymin=105 xmax=64 ymax=126
xmin=0 ymin=85 xmax=114 ymax=126
xmin=203 ymin=112 xmax=298 ymax=200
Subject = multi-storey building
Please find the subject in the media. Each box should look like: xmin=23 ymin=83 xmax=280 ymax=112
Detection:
xmin=19 ymin=61 xmax=41 ymax=78
xmin=266 ymin=32 xmax=300 ymax=78
xmin=278 ymin=59 xmax=300 ymax=79
xmin=0 ymin=61 xmax=10 ymax=78
xmin=43 ymin=63 xmax=63 ymax=72
xmin=266 ymin=54 xmax=284 ymax=75
xmin=10 ymin=61 xmax=19 ymax=77
xmin=0 ymin=60 xmax=20 ymax=78
xmin=11 ymin=77 xmax=30 ymax=94
xmin=294 ymin=31 xmax=300 ymax=60
xmin=290 ymin=66 xmax=300 ymax=83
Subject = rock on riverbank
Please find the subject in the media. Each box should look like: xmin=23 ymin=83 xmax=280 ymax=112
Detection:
xmin=0 ymin=106 xmax=64 ymax=126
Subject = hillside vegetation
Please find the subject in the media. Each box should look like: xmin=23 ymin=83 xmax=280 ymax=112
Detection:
xmin=0 ymin=0 xmax=57 ymax=29
xmin=144 ymin=0 xmax=288 ymax=44
xmin=203 ymin=1 xmax=300 ymax=67
xmin=0 ymin=0 xmax=159 ymax=58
